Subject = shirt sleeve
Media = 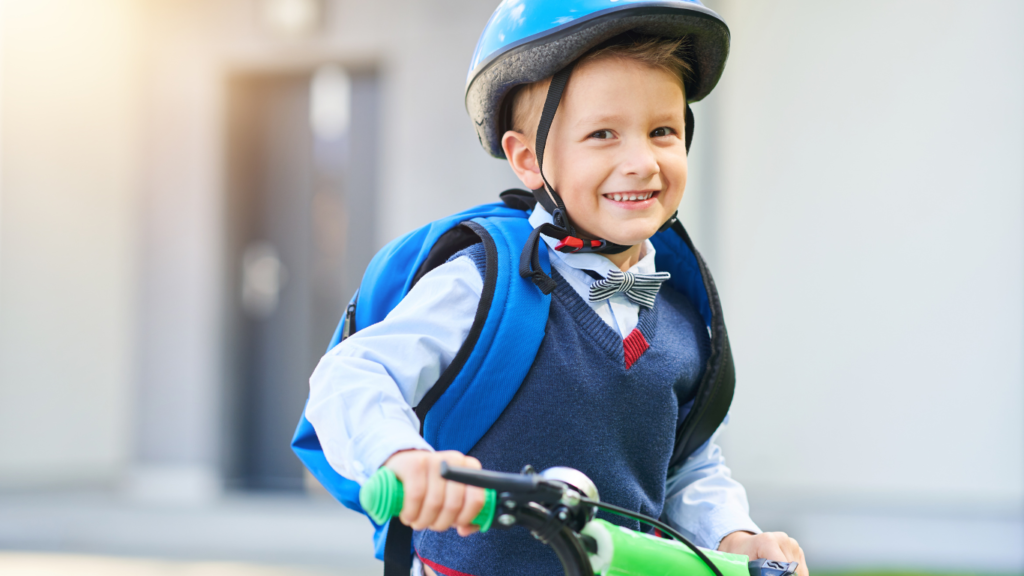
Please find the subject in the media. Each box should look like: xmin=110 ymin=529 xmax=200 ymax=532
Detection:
xmin=662 ymin=414 xmax=762 ymax=549
xmin=304 ymin=255 xmax=484 ymax=484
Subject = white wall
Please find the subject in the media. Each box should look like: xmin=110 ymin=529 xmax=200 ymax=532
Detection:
xmin=708 ymin=1 xmax=1024 ymax=570
xmin=375 ymin=0 xmax=522 ymax=246
xmin=4 ymin=0 xmax=1022 ymax=569
xmin=127 ymin=0 xmax=521 ymax=499
xmin=0 ymin=0 xmax=143 ymax=488
xmin=129 ymin=0 xmax=228 ymax=501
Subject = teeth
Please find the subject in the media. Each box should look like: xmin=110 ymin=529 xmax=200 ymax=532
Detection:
xmin=606 ymin=192 xmax=656 ymax=201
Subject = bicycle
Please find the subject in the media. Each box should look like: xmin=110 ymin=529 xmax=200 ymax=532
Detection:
xmin=360 ymin=463 xmax=800 ymax=576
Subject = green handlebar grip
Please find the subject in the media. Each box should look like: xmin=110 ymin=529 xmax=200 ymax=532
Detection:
xmin=582 ymin=519 xmax=751 ymax=576
xmin=359 ymin=467 xmax=497 ymax=532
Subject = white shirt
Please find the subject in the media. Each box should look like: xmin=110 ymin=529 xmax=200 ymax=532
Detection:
xmin=305 ymin=207 xmax=760 ymax=550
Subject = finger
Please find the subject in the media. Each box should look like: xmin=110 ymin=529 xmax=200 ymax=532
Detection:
xmin=779 ymin=535 xmax=801 ymax=562
xmin=456 ymin=485 xmax=486 ymax=527
xmin=413 ymin=457 xmax=445 ymax=530
xmin=431 ymin=466 xmax=466 ymax=531
xmin=398 ymin=458 xmax=428 ymax=527
xmin=448 ymin=454 xmax=481 ymax=529
xmin=795 ymin=545 xmax=808 ymax=576
xmin=456 ymin=525 xmax=480 ymax=537
xmin=756 ymin=535 xmax=787 ymax=564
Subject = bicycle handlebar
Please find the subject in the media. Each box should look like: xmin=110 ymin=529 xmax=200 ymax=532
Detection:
xmin=359 ymin=465 xmax=799 ymax=576
xmin=440 ymin=462 xmax=565 ymax=503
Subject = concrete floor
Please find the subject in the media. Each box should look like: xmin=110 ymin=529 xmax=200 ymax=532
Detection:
xmin=0 ymin=491 xmax=380 ymax=576
xmin=0 ymin=552 xmax=345 ymax=576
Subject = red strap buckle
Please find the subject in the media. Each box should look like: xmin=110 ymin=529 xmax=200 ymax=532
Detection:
xmin=554 ymin=236 xmax=584 ymax=253
xmin=557 ymin=234 xmax=602 ymax=252
xmin=554 ymin=236 xmax=604 ymax=254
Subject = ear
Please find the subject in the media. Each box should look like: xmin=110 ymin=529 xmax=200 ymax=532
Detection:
xmin=502 ymin=130 xmax=544 ymax=190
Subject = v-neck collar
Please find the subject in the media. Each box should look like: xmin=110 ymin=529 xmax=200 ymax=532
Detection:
xmin=550 ymin=269 xmax=659 ymax=369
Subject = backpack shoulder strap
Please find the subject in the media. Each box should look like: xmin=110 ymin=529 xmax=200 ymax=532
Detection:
xmin=419 ymin=215 xmax=551 ymax=453
xmin=384 ymin=215 xmax=552 ymax=576
xmin=291 ymin=205 xmax=551 ymax=565
xmin=290 ymin=203 xmax=525 ymax=511
xmin=651 ymin=222 xmax=736 ymax=469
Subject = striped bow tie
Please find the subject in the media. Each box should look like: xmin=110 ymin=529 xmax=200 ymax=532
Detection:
xmin=588 ymin=270 xmax=671 ymax=309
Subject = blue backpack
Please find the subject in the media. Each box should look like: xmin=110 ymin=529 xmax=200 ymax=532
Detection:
xmin=291 ymin=193 xmax=736 ymax=560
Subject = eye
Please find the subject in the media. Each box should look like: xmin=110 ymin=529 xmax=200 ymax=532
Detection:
xmin=650 ymin=127 xmax=676 ymax=138
xmin=589 ymin=129 xmax=614 ymax=140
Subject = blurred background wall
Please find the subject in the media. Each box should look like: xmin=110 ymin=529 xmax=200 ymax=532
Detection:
xmin=0 ymin=0 xmax=1021 ymax=573
xmin=707 ymin=2 xmax=1024 ymax=570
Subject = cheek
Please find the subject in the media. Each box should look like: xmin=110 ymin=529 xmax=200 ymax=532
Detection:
xmin=561 ymin=149 xmax=611 ymax=204
xmin=662 ymin=151 xmax=688 ymax=193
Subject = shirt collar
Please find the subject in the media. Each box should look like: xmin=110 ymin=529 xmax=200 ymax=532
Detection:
xmin=527 ymin=206 xmax=658 ymax=278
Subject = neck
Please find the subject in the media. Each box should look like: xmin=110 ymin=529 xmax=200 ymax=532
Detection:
xmin=602 ymin=242 xmax=645 ymax=271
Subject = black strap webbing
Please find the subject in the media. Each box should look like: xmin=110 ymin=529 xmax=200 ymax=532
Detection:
xmin=383 ymin=520 xmax=413 ymax=576
xmin=685 ymin=104 xmax=695 ymax=152
xmin=381 ymin=223 xmax=500 ymax=576
xmin=381 ymin=398 xmax=431 ymax=575
xmin=533 ymin=64 xmax=574 ymax=223
xmin=666 ymin=221 xmax=736 ymax=470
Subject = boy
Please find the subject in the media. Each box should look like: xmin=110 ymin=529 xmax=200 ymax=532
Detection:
xmin=302 ymin=1 xmax=808 ymax=575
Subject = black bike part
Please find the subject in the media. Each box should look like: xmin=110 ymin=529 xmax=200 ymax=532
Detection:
xmin=513 ymin=503 xmax=595 ymax=576
xmin=666 ymin=220 xmax=735 ymax=469
xmin=749 ymin=559 xmax=800 ymax=576
xmin=441 ymin=463 xmax=564 ymax=504
xmin=580 ymin=496 xmax=725 ymax=576
xmin=580 ymin=533 xmax=599 ymax=555
xmin=382 ymin=222 xmax=500 ymax=576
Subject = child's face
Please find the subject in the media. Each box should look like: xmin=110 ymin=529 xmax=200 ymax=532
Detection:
xmin=506 ymin=56 xmax=688 ymax=247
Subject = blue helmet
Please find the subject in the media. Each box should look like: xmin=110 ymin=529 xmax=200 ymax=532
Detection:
xmin=466 ymin=0 xmax=730 ymax=158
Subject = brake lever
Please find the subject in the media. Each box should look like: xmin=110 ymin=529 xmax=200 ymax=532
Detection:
xmin=441 ymin=463 xmax=564 ymax=504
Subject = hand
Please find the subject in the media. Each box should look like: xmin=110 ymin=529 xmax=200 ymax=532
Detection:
xmin=719 ymin=531 xmax=809 ymax=576
xmin=383 ymin=449 xmax=487 ymax=537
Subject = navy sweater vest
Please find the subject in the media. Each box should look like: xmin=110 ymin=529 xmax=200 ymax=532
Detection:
xmin=413 ymin=245 xmax=710 ymax=576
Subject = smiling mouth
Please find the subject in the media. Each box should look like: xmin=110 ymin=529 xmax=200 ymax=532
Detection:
xmin=602 ymin=191 xmax=659 ymax=202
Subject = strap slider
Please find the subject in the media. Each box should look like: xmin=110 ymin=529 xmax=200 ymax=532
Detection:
xmin=551 ymin=208 xmax=568 ymax=228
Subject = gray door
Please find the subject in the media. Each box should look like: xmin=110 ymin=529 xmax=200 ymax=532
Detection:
xmin=225 ymin=66 xmax=378 ymax=491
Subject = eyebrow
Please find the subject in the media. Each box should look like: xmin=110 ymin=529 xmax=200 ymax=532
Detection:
xmin=573 ymin=111 xmax=685 ymax=128
xmin=573 ymin=114 xmax=626 ymax=128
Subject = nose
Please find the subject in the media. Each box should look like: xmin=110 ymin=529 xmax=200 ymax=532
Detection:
xmin=620 ymin=137 xmax=660 ymax=181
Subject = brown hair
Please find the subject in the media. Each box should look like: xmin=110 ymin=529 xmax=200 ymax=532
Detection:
xmin=507 ymin=34 xmax=694 ymax=138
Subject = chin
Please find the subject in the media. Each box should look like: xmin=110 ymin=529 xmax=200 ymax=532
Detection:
xmin=602 ymin=222 xmax=663 ymax=246
xmin=603 ymin=232 xmax=655 ymax=247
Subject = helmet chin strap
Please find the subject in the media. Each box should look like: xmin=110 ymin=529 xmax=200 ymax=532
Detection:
xmin=532 ymin=62 xmax=632 ymax=255
xmin=519 ymin=60 xmax=687 ymax=293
